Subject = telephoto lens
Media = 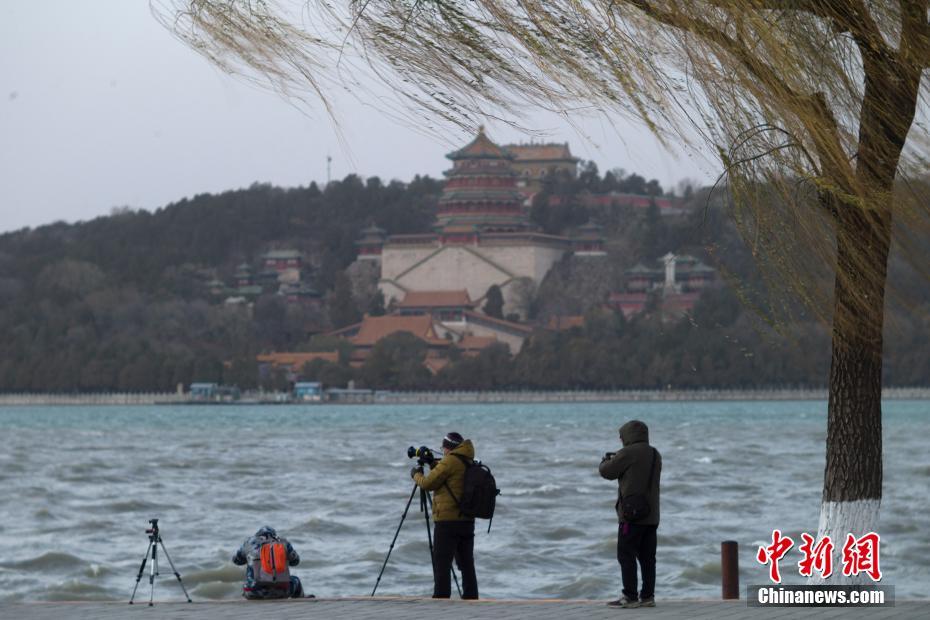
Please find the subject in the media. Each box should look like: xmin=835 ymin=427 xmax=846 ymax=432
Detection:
xmin=406 ymin=445 xmax=435 ymax=465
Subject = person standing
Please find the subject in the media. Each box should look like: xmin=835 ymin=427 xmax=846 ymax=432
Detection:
xmin=599 ymin=420 xmax=661 ymax=608
xmin=410 ymin=432 xmax=479 ymax=599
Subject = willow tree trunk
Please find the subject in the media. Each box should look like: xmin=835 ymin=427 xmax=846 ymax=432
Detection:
xmin=814 ymin=209 xmax=889 ymax=584
xmin=814 ymin=52 xmax=921 ymax=584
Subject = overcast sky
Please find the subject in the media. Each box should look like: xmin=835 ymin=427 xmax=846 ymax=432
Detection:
xmin=0 ymin=1 xmax=717 ymax=234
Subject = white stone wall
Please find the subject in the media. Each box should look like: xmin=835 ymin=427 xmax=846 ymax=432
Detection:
xmin=379 ymin=245 xmax=438 ymax=282
xmin=378 ymin=241 xmax=569 ymax=317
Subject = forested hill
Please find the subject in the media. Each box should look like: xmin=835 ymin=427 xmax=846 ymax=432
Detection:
xmin=0 ymin=176 xmax=442 ymax=295
xmin=1 ymin=169 xmax=928 ymax=392
xmin=0 ymin=175 xmax=443 ymax=392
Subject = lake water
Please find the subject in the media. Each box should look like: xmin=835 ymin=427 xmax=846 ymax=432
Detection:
xmin=0 ymin=401 xmax=927 ymax=602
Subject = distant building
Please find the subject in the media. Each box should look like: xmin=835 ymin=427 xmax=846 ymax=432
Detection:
xmin=546 ymin=315 xmax=586 ymax=331
xmin=257 ymin=352 xmax=340 ymax=383
xmin=355 ymin=224 xmax=387 ymax=261
xmin=395 ymin=289 xmax=476 ymax=321
xmin=504 ymin=142 xmax=579 ymax=198
xmin=206 ymin=279 xmax=227 ymax=297
xmin=609 ymin=253 xmax=717 ymax=319
xmin=328 ymin=313 xmax=453 ymax=368
xmin=189 ymin=383 xmax=240 ymax=402
xmin=456 ymin=334 xmax=500 ymax=357
xmin=550 ymin=192 xmax=687 ymax=217
xmin=304 ymin=301 xmax=533 ymax=375
xmin=279 ymin=282 xmax=322 ymax=307
xmin=359 ymin=128 xmax=602 ymax=319
xmin=293 ymin=381 xmax=323 ymax=402
xmin=449 ymin=311 xmax=533 ymax=353
xmin=234 ymin=263 xmax=254 ymax=288
xmin=571 ymin=221 xmax=607 ymax=257
xmin=262 ymin=249 xmax=303 ymax=272
xmin=189 ymin=382 xmax=218 ymax=400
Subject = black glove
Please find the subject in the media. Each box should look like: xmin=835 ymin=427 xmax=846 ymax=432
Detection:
xmin=410 ymin=466 xmax=423 ymax=479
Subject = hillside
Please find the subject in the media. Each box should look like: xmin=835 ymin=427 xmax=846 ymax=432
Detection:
xmin=1 ymin=168 xmax=928 ymax=392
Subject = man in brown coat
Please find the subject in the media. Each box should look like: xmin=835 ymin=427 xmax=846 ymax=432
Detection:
xmin=599 ymin=420 xmax=661 ymax=608
xmin=410 ymin=432 xmax=478 ymax=599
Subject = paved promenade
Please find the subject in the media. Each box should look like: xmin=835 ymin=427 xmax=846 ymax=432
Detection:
xmin=2 ymin=597 xmax=926 ymax=619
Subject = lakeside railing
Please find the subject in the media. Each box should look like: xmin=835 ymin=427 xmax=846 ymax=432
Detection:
xmin=1 ymin=387 xmax=929 ymax=406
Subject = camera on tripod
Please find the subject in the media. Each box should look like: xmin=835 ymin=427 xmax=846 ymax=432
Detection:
xmin=145 ymin=518 xmax=159 ymax=535
xmin=373 ymin=447 xmax=461 ymax=598
xmin=407 ymin=445 xmax=436 ymax=466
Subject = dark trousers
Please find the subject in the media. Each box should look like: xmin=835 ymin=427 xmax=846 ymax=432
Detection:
xmin=432 ymin=520 xmax=478 ymax=599
xmin=242 ymin=575 xmax=302 ymax=599
xmin=617 ymin=523 xmax=657 ymax=601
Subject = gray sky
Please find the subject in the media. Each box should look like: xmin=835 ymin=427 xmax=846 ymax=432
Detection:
xmin=0 ymin=1 xmax=717 ymax=234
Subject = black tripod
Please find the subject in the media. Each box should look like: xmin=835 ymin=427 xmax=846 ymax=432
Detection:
xmin=129 ymin=519 xmax=192 ymax=606
xmin=371 ymin=483 xmax=461 ymax=597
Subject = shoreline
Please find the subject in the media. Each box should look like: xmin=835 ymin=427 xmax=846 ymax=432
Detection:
xmin=1 ymin=387 xmax=929 ymax=406
xmin=0 ymin=597 xmax=924 ymax=620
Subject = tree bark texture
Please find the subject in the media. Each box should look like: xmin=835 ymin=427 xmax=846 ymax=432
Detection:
xmin=822 ymin=40 xmax=921 ymax=506
xmin=824 ymin=214 xmax=887 ymax=505
xmin=815 ymin=48 xmax=921 ymax=583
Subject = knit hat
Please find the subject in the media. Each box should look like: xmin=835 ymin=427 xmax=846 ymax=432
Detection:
xmin=442 ymin=432 xmax=464 ymax=449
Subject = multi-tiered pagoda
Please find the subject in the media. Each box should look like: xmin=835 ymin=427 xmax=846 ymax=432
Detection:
xmin=436 ymin=128 xmax=531 ymax=239
xmin=355 ymin=128 xmax=602 ymax=318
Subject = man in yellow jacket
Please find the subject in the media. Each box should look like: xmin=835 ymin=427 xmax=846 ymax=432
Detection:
xmin=410 ymin=432 xmax=479 ymax=599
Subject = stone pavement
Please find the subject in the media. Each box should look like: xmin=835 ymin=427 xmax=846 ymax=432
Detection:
xmin=2 ymin=597 xmax=926 ymax=620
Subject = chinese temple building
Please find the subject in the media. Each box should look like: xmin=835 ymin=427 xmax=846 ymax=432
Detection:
xmin=355 ymin=224 xmax=387 ymax=261
xmin=361 ymin=128 xmax=593 ymax=318
xmin=505 ymin=142 xmax=579 ymax=198
xmin=608 ymin=253 xmax=717 ymax=319
xmin=436 ymin=130 xmax=530 ymax=234
xmin=571 ymin=221 xmax=607 ymax=256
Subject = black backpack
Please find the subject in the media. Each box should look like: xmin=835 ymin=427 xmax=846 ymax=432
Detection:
xmin=446 ymin=454 xmax=501 ymax=532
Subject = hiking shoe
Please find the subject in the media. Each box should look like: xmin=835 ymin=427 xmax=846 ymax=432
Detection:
xmin=640 ymin=597 xmax=656 ymax=607
xmin=607 ymin=597 xmax=640 ymax=608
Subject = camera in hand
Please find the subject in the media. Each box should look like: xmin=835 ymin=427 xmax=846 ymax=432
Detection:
xmin=604 ymin=452 xmax=616 ymax=460
xmin=407 ymin=445 xmax=436 ymax=466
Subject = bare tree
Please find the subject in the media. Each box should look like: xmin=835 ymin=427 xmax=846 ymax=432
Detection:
xmin=156 ymin=0 xmax=930 ymax=582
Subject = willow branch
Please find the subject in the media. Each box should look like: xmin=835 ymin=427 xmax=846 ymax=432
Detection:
xmin=625 ymin=0 xmax=853 ymax=186
xmin=898 ymin=0 xmax=930 ymax=67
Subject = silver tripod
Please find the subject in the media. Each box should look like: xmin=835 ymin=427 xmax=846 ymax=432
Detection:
xmin=129 ymin=518 xmax=192 ymax=606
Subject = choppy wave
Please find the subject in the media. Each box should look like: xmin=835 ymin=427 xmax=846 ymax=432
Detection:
xmin=540 ymin=527 xmax=585 ymax=541
xmin=1 ymin=552 xmax=88 ymax=572
xmin=508 ymin=484 xmax=563 ymax=497
xmin=41 ymin=580 xmax=113 ymax=602
xmin=182 ymin=564 xmax=244 ymax=586
xmin=676 ymin=562 xmax=722 ymax=585
xmin=191 ymin=581 xmax=241 ymax=599
xmin=0 ymin=401 xmax=928 ymax=602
